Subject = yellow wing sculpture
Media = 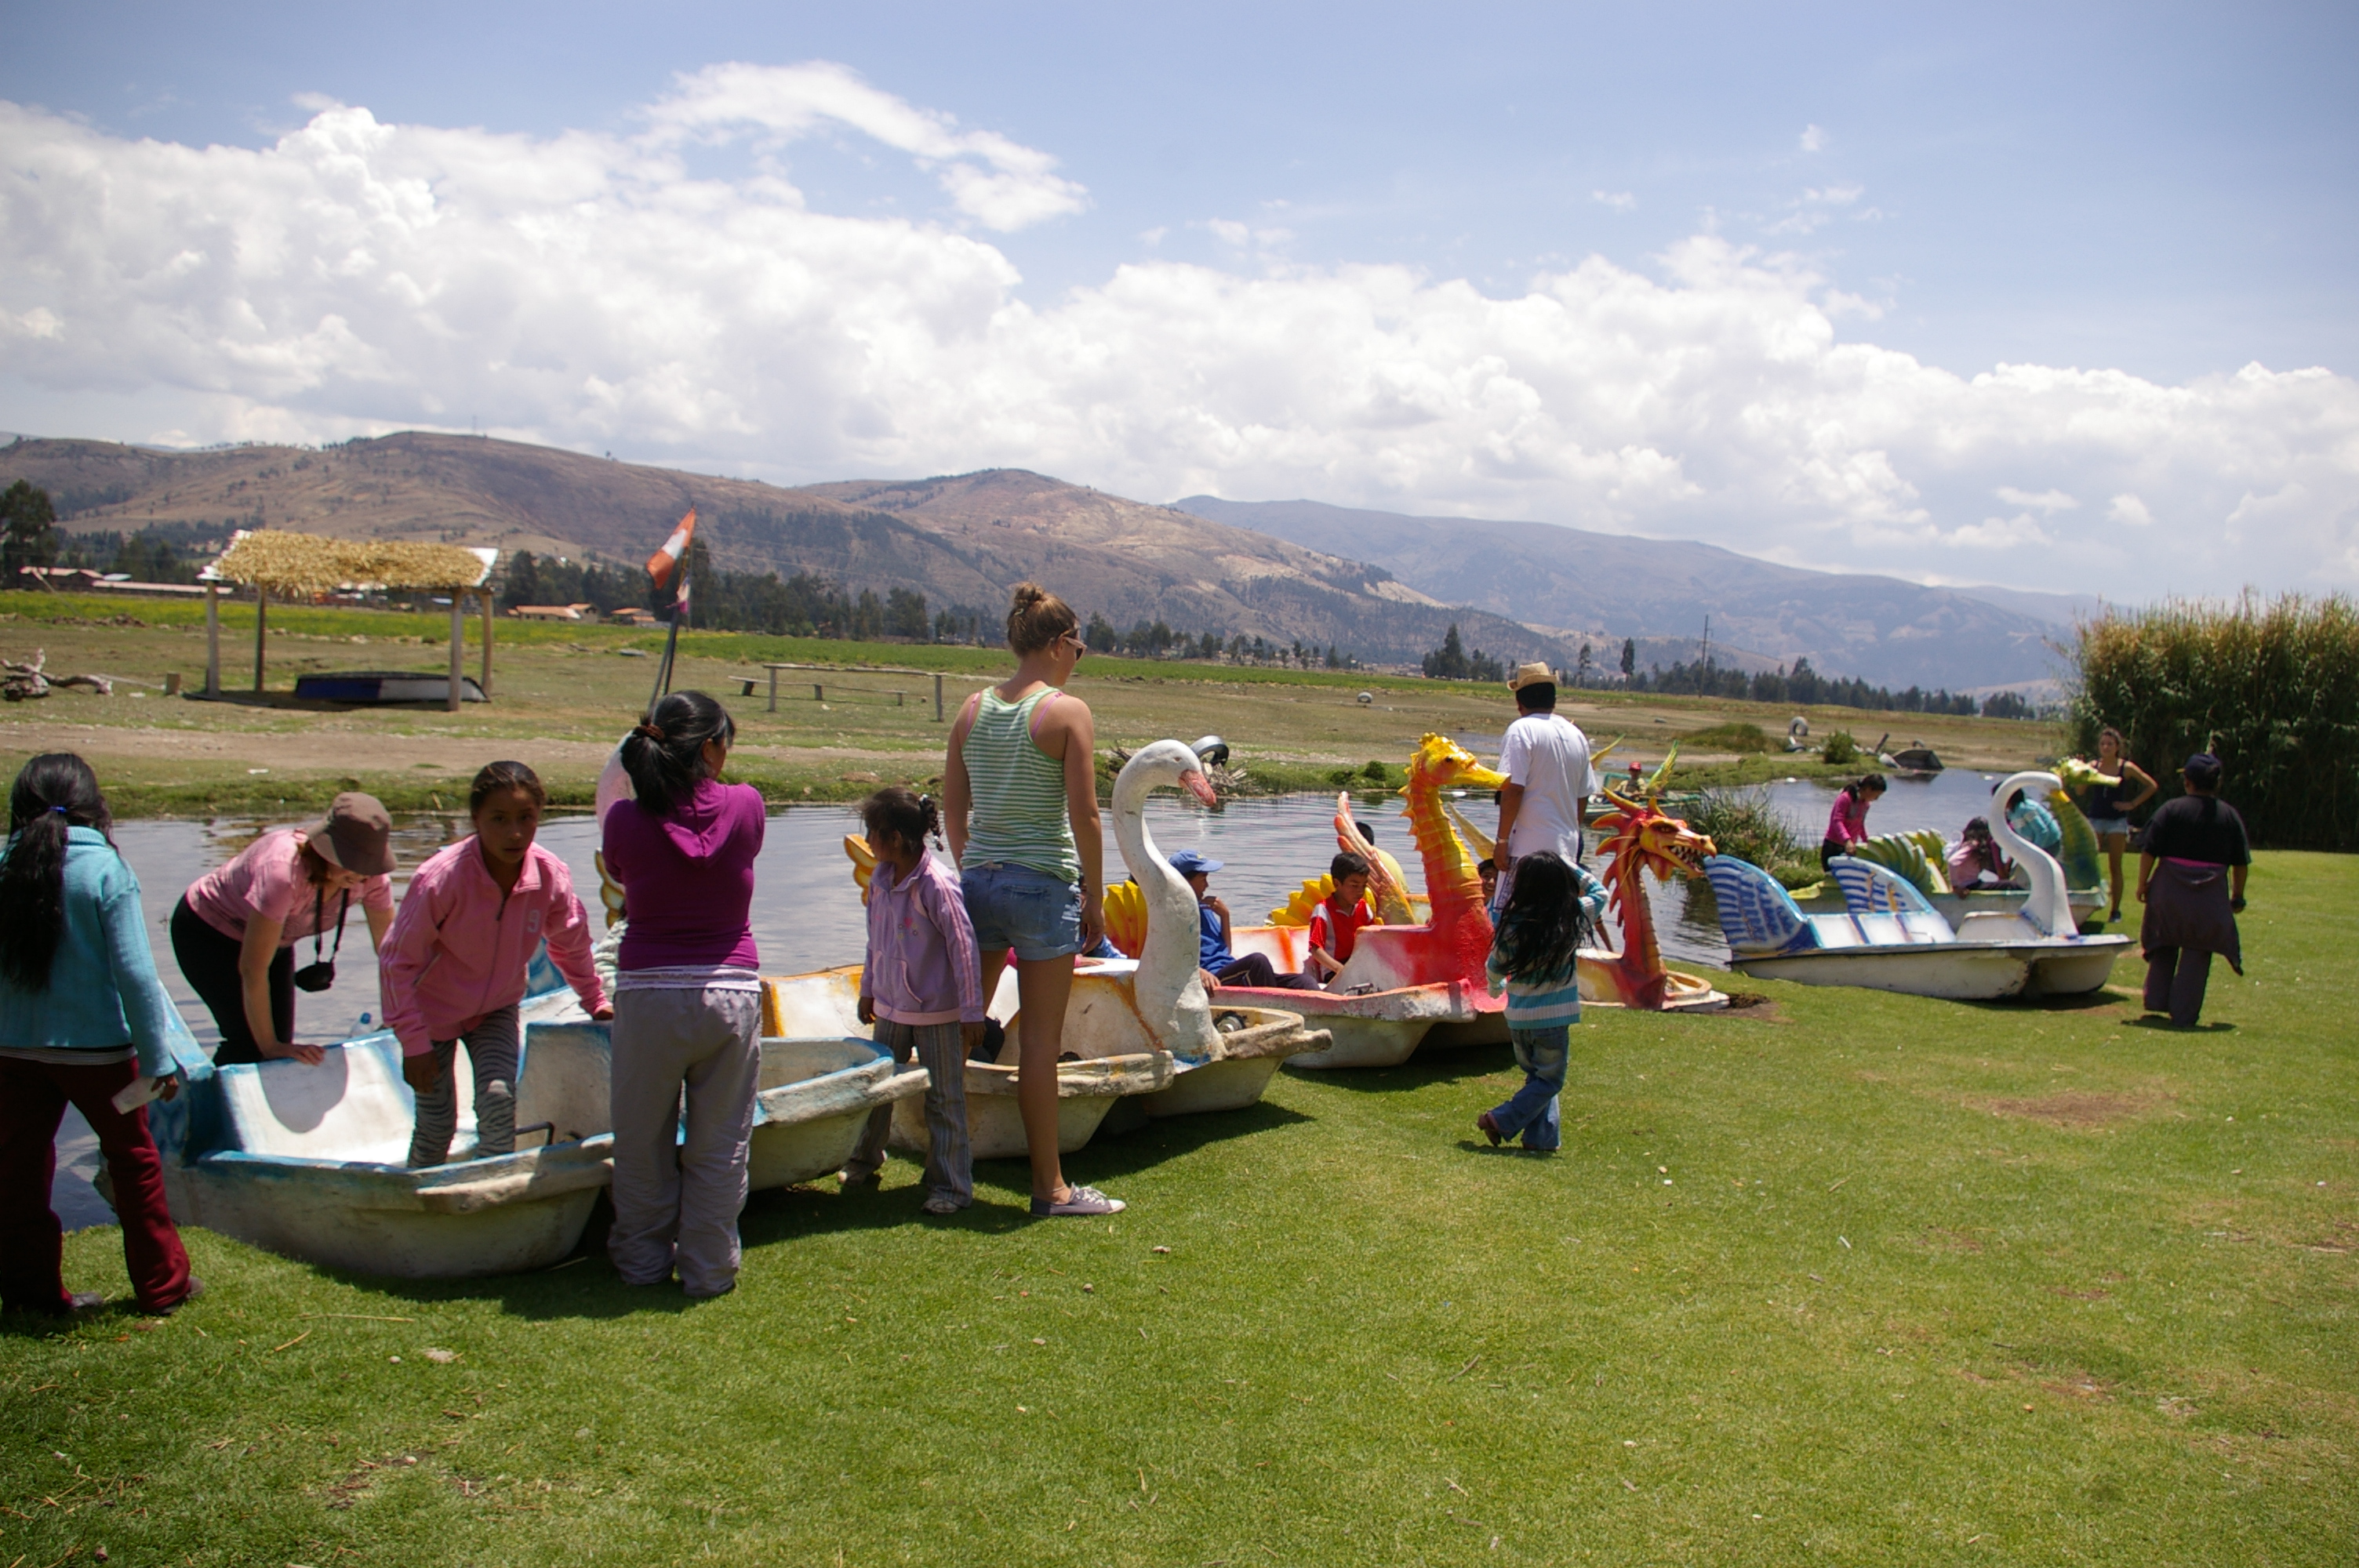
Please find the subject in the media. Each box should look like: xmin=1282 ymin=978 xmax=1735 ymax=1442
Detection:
xmin=844 ymin=833 xmax=878 ymax=906
xmin=1442 ymin=800 xmax=1496 ymax=863
xmin=1102 ymin=880 xmax=1149 ymax=959
xmin=1269 ymin=874 xmax=1336 ymax=927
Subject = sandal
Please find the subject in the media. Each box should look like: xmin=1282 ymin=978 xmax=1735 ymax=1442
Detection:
xmin=921 ymin=1193 xmax=965 ymax=1215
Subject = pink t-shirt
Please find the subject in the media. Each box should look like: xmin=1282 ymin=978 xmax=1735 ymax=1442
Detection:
xmin=184 ymin=827 xmax=394 ymax=946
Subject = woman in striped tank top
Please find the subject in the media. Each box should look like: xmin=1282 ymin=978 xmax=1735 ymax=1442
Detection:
xmin=943 ymin=584 xmax=1123 ymax=1218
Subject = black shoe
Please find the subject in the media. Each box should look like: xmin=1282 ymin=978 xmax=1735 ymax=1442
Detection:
xmin=1476 ymin=1112 xmax=1504 ymax=1148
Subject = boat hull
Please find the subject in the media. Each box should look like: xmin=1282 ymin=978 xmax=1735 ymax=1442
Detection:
xmin=890 ymin=1052 xmax=1174 ymax=1160
xmin=1141 ymin=1007 xmax=1330 ymax=1116
xmin=747 ymin=1037 xmax=928 ymax=1190
xmin=152 ymin=1017 xmax=618 ymax=1279
xmin=1730 ymin=935 xmax=2131 ymax=1001
xmin=1215 ymin=982 xmax=1473 ymax=1070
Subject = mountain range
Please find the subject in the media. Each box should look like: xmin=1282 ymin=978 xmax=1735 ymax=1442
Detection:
xmin=4 ymin=430 xmax=2080 ymax=687
xmin=1175 ymin=497 xmax=2084 ymax=688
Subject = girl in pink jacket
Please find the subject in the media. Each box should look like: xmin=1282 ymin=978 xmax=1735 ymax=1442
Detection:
xmin=380 ymin=762 xmax=611 ymax=1167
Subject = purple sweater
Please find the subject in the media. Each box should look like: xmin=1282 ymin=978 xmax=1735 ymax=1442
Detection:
xmin=602 ymin=779 xmax=765 ymax=971
xmin=861 ymin=855 xmax=986 ymax=1026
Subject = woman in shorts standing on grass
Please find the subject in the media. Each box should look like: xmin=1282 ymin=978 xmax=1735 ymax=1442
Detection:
xmin=602 ymin=691 xmax=766 ymax=1299
xmin=2074 ymin=726 xmax=2158 ymax=923
xmin=942 ymin=583 xmax=1121 ymax=1218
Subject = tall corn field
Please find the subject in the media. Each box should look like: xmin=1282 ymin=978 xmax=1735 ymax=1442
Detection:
xmin=2069 ymin=592 xmax=2359 ymax=851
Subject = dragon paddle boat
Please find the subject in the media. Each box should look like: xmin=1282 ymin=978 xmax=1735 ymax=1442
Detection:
xmin=1703 ymin=770 xmax=2132 ymax=1000
xmin=1576 ymin=765 xmax=1731 ymax=1012
xmin=1201 ymin=735 xmax=1512 ymax=1068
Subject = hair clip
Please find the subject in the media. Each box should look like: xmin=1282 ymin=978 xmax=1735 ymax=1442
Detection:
xmin=50 ymin=804 xmax=71 ymax=815
xmin=634 ymin=723 xmax=663 ymax=739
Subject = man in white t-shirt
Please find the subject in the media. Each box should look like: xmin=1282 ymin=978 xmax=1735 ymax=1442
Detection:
xmin=1492 ymin=662 xmax=1595 ymax=902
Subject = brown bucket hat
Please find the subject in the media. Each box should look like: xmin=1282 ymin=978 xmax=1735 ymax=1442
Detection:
xmin=306 ymin=792 xmax=395 ymax=877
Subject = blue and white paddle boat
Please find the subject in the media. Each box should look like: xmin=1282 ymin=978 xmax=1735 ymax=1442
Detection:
xmin=1703 ymin=770 xmax=2132 ymax=1001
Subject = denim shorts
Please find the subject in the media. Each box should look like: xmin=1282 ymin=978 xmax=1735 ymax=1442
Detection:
xmin=961 ymin=861 xmax=1085 ymax=962
xmin=2088 ymin=816 xmax=2130 ymax=837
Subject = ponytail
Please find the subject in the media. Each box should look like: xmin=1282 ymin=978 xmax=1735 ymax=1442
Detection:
xmin=861 ymin=786 xmax=942 ymax=851
xmin=0 ymin=753 xmax=114 ymax=991
xmin=620 ymin=690 xmax=736 ymax=816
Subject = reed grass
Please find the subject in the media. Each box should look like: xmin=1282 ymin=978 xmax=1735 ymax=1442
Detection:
xmin=1684 ymin=786 xmax=1815 ymax=885
xmin=2070 ymin=591 xmax=2359 ymax=851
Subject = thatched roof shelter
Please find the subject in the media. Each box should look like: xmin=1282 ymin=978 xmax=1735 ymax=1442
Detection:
xmin=198 ymin=530 xmax=500 ymax=711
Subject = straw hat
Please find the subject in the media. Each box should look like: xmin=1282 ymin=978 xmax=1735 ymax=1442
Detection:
xmin=1507 ymin=662 xmax=1556 ymax=691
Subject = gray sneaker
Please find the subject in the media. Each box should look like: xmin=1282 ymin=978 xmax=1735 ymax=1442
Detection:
xmin=1031 ymin=1184 xmax=1125 ymax=1218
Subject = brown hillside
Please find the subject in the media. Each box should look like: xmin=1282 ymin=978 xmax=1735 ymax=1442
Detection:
xmin=0 ymin=433 xmax=1571 ymax=667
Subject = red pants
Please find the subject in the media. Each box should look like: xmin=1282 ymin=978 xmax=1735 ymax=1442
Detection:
xmin=0 ymin=1055 xmax=192 ymax=1315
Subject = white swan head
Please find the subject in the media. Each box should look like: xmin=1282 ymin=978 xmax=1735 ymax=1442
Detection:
xmin=1988 ymin=770 xmax=2075 ymax=938
xmin=1110 ymin=739 xmax=1222 ymax=1056
xmin=1114 ymin=739 xmax=1220 ymax=814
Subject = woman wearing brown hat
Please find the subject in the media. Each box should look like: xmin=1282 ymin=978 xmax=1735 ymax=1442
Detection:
xmin=170 ymin=792 xmax=398 ymax=1065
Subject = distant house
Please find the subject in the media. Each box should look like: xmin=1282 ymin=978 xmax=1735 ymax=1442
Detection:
xmin=511 ymin=602 xmax=596 ymax=622
xmin=608 ymin=607 xmax=658 ymax=626
xmin=21 ymin=567 xmax=106 ymax=591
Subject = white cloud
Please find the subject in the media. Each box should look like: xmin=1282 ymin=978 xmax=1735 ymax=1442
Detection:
xmin=1 ymin=80 xmax=2355 ymax=601
xmin=1592 ymin=190 xmax=1636 ymax=212
xmin=2106 ymin=492 xmax=2154 ymax=526
xmin=1997 ymin=486 xmax=2079 ymax=512
xmin=641 ymin=61 xmax=1086 ymax=230
xmin=1799 ymin=125 xmax=1827 ymax=152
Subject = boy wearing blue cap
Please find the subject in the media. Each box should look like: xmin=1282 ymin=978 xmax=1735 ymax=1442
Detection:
xmin=1172 ymin=850 xmax=1321 ymax=991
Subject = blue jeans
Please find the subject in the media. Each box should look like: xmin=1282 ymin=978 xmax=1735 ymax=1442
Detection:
xmin=1489 ymin=1025 xmax=1569 ymax=1150
xmin=961 ymin=861 xmax=1085 ymax=962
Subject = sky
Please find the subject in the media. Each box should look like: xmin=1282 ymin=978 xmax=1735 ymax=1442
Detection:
xmin=2 ymin=1 xmax=2354 ymax=601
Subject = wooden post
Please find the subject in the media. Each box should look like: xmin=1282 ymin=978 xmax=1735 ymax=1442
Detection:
xmin=203 ymin=583 xmax=220 ymax=697
xmin=813 ymin=682 xmax=824 ymax=704
xmin=253 ymin=590 xmax=267 ymax=692
xmin=479 ymin=590 xmax=494 ymax=699
xmin=768 ymin=666 xmax=779 ymax=713
xmin=446 ymin=593 xmax=464 ymax=712
xmin=934 ymin=672 xmax=943 ymax=722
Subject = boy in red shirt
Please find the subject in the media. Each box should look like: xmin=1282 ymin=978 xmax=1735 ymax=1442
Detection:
xmin=1307 ymin=851 xmax=1377 ymax=985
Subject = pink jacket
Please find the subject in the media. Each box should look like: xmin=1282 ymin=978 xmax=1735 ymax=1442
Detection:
xmin=860 ymin=855 xmax=986 ymax=1026
xmin=378 ymin=837 xmax=608 ymax=1058
xmin=1825 ymin=789 xmax=1873 ymax=848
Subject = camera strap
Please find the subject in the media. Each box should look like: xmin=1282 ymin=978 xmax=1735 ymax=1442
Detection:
xmin=311 ymin=885 xmax=351 ymax=970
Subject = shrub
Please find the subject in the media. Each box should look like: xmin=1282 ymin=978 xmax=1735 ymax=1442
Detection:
xmin=1328 ymin=768 xmax=1357 ymax=786
xmin=1679 ymin=721 xmax=1776 ymax=754
xmin=1820 ymin=730 xmax=1859 ymax=765
xmin=1361 ymin=760 xmax=1390 ymax=782
xmin=2070 ymin=592 xmax=2359 ymax=851
xmin=1685 ymin=787 xmax=1813 ymax=884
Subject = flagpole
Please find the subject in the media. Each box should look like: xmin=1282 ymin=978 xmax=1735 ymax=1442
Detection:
xmin=640 ymin=506 xmax=697 ymax=717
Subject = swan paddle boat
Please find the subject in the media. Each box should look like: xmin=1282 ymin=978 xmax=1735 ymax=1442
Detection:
xmin=1703 ymin=770 xmax=2132 ymax=1000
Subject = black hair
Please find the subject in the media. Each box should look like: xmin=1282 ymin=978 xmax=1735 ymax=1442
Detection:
xmin=470 ymin=759 xmax=547 ymax=815
xmin=2183 ymin=753 xmax=2224 ymax=791
xmin=1330 ymin=851 xmax=1371 ymax=881
xmin=0 ymin=753 xmax=114 ymax=991
xmin=1847 ymin=773 xmax=1888 ymax=797
xmin=1356 ymin=821 xmax=1376 ymax=844
xmin=861 ymin=786 xmax=942 ymax=851
xmin=620 ymin=690 xmax=736 ymax=815
xmin=1490 ymin=851 xmax=1588 ymax=984
xmin=1516 ymin=681 xmax=1558 ymax=713
xmin=1963 ymin=815 xmax=1993 ymax=841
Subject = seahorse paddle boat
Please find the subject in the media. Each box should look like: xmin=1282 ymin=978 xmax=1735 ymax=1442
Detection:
xmin=1703 ymin=770 xmax=2132 ymax=1000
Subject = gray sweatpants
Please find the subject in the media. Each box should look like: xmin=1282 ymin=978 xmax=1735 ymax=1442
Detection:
xmin=608 ymin=985 xmax=762 ymax=1298
xmin=407 ymin=1004 xmax=521 ymax=1168
xmin=843 ymin=1019 xmax=972 ymax=1207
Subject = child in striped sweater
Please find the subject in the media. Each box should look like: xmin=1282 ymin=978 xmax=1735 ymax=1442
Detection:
xmin=1478 ymin=851 xmax=1608 ymax=1152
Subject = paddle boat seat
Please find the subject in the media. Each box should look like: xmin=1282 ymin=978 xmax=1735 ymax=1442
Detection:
xmin=1704 ymin=855 xmax=1958 ymax=956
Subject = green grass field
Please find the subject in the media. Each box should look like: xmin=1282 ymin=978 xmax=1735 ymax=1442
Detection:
xmin=5 ymin=851 xmax=2352 ymax=1566
xmin=2 ymin=590 xmax=2041 ymax=816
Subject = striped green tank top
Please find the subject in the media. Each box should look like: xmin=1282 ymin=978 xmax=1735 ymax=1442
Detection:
xmin=961 ymin=687 xmax=1081 ymax=883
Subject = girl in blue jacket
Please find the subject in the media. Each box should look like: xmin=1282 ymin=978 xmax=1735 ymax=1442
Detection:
xmin=0 ymin=753 xmax=203 ymax=1317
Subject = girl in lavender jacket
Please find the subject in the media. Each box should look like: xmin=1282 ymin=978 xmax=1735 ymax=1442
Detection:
xmin=843 ymin=787 xmax=985 ymax=1214
xmin=380 ymin=762 xmax=611 ymax=1168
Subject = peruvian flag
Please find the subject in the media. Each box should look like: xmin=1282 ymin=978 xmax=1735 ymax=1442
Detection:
xmin=645 ymin=507 xmax=697 ymax=594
